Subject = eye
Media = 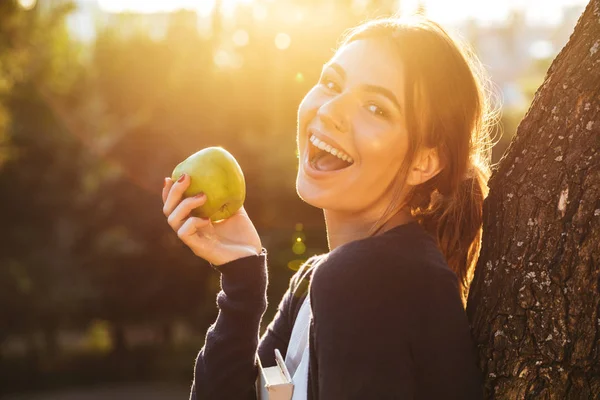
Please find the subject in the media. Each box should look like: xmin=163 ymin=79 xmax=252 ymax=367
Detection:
xmin=366 ymin=102 xmax=388 ymax=118
xmin=320 ymin=76 xmax=341 ymax=93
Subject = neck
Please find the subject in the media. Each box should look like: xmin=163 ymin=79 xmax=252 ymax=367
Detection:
xmin=323 ymin=207 xmax=415 ymax=251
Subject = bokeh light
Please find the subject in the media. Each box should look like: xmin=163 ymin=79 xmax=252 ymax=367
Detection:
xmin=213 ymin=49 xmax=244 ymax=69
xmin=232 ymin=29 xmax=249 ymax=47
xmin=214 ymin=49 xmax=230 ymax=68
xmin=252 ymin=4 xmax=268 ymax=20
xmin=275 ymin=33 xmax=291 ymax=50
xmin=292 ymin=240 xmax=306 ymax=255
xmin=18 ymin=0 xmax=36 ymax=10
xmin=294 ymin=232 xmax=306 ymax=241
xmin=287 ymin=259 xmax=306 ymax=271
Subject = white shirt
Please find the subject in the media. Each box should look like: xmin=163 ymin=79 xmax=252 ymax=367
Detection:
xmin=284 ymin=295 xmax=311 ymax=400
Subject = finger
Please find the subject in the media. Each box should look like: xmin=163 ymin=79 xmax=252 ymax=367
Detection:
xmin=177 ymin=216 xmax=212 ymax=247
xmin=162 ymin=177 xmax=173 ymax=204
xmin=167 ymin=193 xmax=207 ymax=231
xmin=163 ymin=173 xmax=190 ymax=217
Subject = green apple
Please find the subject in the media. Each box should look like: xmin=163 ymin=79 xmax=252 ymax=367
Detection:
xmin=171 ymin=146 xmax=246 ymax=222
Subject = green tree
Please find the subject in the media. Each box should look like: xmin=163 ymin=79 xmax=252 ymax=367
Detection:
xmin=0 ymin=0 xmax=85 ymax=358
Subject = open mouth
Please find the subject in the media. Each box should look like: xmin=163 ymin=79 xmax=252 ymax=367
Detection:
xmin=308 ymin=134 xmax=354 ymax=172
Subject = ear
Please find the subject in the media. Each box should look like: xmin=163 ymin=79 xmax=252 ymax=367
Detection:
xmin=406 ymin=147 xmax=443 ymax=186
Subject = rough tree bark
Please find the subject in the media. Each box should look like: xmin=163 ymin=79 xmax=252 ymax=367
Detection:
xmin=466 ymin=1 xmax=600 ymax=399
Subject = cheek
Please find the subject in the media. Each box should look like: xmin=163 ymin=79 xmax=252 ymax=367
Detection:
xmin=357 ymin=132 xmax=407 ymax=182
xmin=297 ymin=87 xmax=321 ymax=125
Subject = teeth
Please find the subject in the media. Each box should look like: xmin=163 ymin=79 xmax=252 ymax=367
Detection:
xmin=309 ymin=134 xmax=354 ymax=164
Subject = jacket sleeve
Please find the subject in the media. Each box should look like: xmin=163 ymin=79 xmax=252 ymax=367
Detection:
xmin=257 ymin=256 xmax=315 ymax=367
xmin=190 ymin=250 xmax=316 ymax=400
xmin=190 ymin=248 xmax=268 ymax=400
xmin=309 ymin=253 xmax=483 ymax=400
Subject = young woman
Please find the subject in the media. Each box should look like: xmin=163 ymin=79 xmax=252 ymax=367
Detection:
xmin=162 ymin=15 xmax=495 ymax=400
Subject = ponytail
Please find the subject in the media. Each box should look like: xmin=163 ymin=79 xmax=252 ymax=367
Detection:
xmin=414 ymin=162 xmax=490 ymax=306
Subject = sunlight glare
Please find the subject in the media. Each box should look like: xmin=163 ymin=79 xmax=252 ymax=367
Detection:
xmin=98 ymin=0 xmax=255 ymax=15
xmin=406 ymin=0 xmax=587 ymax=25
xmin=18 ymin=0 xmax=36 ymax=10
xmin=97 ymin=0 xmax=586 ymax=26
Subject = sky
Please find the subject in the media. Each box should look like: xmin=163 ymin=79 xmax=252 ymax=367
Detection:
xmin=96 ymin=0 xmax=588 ymax=25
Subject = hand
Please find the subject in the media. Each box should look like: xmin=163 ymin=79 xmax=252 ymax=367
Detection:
xmin=162 ymin=174 xmax=263 ymax=266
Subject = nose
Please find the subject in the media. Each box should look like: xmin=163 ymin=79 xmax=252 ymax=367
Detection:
xmin=316 ymin=96 xmax=350 ymax=133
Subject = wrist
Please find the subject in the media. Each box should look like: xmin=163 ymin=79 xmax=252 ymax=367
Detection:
xmin=210 ymin=247 xmax=266 ymax=268
xmin=211 ymin=248 xmax=268 ymax=304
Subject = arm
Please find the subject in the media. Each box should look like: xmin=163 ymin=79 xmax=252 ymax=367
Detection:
xmin=191 ymin=249 xmax=268 ymax=400
xmin=191 ymin=251 xmax=317 ymax=400
xmin=309 ymin=255 xmax=483 ymax=400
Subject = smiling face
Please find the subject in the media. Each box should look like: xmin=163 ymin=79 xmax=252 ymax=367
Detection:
xmin=296 ymin=38 xmax=411 ymax=215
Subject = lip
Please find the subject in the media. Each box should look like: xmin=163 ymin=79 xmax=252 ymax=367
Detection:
xmin=307 ymin=128 xmax=353 ymax=161
xmin=302 ymin=143 xmax=354 ymax=179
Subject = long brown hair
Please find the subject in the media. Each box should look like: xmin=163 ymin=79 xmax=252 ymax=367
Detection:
xmin=339 ymin=16 xmax=499 ymax=305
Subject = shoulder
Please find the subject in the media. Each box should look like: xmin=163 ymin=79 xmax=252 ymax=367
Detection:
xmin=288 ymin=253 xmax=325 ymax=298
xmin=316 ymin=223 xmax=454 ymax=283
xmin=308 ymin=225 xmax=466 ymax=342
xmin=310 ymin=222 xmax=459 ymax=315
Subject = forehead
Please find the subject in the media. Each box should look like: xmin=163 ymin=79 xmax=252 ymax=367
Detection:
xmin=327 ymin=38 xmax=404 ymax=92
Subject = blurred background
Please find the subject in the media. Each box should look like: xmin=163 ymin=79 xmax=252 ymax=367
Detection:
xmin=0 ymin=0 xmax=586 ymax=398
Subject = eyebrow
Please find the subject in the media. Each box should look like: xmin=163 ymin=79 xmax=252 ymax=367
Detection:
xmin=323 ymin=62 xmax=404 ymax=114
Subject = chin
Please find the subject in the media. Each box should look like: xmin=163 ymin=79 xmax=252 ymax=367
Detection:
xmin=296 ymin=170 xmax=330 ymax=210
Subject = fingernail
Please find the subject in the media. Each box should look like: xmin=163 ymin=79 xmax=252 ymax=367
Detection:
xmin=163 ymin=177 xmax=169 ymax=188
xmin=177 ymin=174 xmax=186 ymax=183
xmin=194 ymin=192 xmax=205 ymax=199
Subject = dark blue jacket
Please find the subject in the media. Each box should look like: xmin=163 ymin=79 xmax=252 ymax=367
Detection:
xmin=190 ymin=221 xmax=484 ymax=399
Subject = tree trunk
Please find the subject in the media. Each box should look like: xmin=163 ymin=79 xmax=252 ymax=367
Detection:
xmin=467 ymin=1 xmax=600 ymax=399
